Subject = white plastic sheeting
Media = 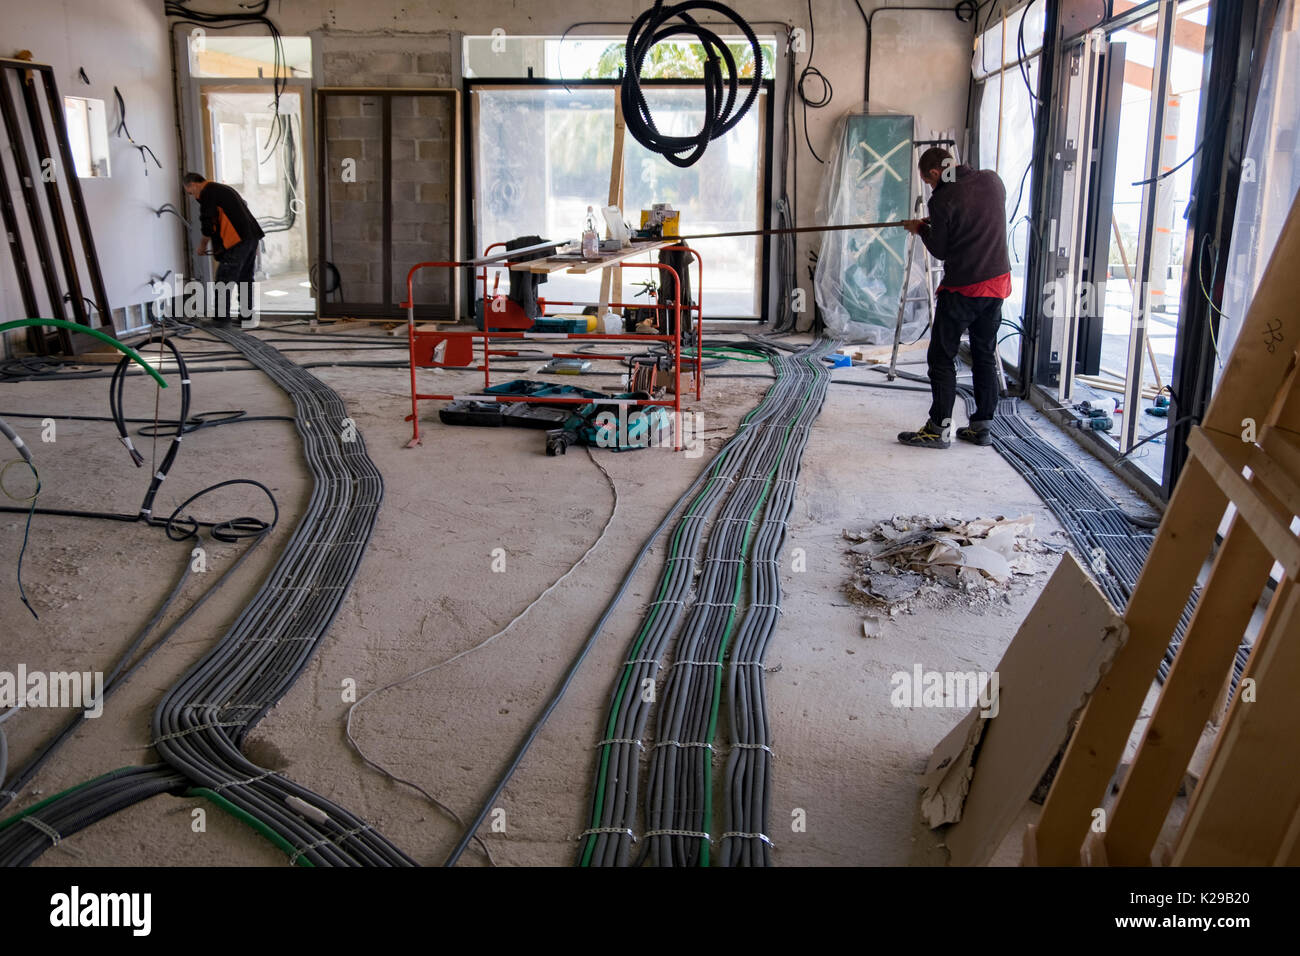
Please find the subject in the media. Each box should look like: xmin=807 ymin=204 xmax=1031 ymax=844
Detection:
xmin=813 ymin=110 xmax=927 ymax=343
xmin=1218 ymin=1 xmax=1300 ymax=382
xmin=971 ymin=2 xmax=1046 ymax=82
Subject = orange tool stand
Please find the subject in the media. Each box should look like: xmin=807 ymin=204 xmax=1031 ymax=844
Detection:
xmin=399 ymin=242 xmax=704 ymax=449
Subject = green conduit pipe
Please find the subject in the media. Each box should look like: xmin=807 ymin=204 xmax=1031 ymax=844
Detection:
xmin=187 ymin=788 xmax=315 ymax=866
xmin=0 ymin=319 xmax=168 ymax=388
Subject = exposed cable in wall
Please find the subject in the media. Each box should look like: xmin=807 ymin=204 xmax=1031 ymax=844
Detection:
xmin=796 ymin=0 xmax=831 ymax=164
xmin=111 ymin=87 xmax=163 ymax=173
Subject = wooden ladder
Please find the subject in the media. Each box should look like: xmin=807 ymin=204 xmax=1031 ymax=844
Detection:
xmin=1025 ymin=190 xmax=1300 ymax=867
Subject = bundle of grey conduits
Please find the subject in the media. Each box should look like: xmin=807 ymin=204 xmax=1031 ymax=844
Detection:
xmin=579 ymin=337 xmax=834 ymax=866
xmin=0 ymin=328 xmax=413 ymax=866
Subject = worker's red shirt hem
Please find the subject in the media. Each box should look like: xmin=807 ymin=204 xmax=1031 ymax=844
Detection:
xmin=937 ymin=272 xmax=1012 ymax=299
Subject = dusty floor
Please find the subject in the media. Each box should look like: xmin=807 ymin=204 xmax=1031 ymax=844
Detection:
xmin=0 ymin=321 xmax=1159 ymax=866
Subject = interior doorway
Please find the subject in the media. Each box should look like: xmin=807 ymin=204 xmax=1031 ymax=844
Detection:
xmin=199 ymin=85 xmax=312 ymax=313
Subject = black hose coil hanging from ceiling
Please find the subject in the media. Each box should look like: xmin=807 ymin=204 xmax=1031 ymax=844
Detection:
xmin=622 ymin=0 xmax=764 ymax=168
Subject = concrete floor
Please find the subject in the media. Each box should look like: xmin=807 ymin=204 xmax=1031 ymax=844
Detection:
xmin=0 ymin=322 xmax=1158 ymax=866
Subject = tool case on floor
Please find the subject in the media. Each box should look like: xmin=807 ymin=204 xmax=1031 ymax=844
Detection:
xmin=438 ymin=400 xmax=504 ymax=427
xmin=502 ymin=402 xmax=570 ymax=429
xmin=436 ymin=379 xmax=673 ymax=454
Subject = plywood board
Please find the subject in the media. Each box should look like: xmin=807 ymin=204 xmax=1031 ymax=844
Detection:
xmin=922 ymin=553 xmax=1125 ymax=866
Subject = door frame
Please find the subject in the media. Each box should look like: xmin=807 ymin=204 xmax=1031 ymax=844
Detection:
xmin=172 ymin=27 xmax=316 ymax=313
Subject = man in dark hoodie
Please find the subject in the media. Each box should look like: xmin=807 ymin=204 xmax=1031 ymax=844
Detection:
xmin=896 ymin=148 xmax=1011 ymax=449
xmin=183 ymin=172 xmax=265 ymax=324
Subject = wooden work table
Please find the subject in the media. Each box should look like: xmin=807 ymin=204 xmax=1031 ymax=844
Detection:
xmin=507 ymin=239 xmax=671 ymax=274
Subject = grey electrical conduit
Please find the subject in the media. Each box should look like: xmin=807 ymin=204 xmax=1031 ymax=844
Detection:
xmin=639 ymin=340 xmax=832 ymax=865
xmin=595 ymin=342 xmax=825 ymax=866
xmin=0 ymin=328 xmax=415 ymax=866
xmin=441 ymin=338 xmax=801 ymax=865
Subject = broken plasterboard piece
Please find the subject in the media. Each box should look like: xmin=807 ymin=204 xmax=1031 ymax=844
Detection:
xmin=920 ymin=709 xmax=987 ymax=826
xmin=919 ymin=552 xmax=1127 ymax=865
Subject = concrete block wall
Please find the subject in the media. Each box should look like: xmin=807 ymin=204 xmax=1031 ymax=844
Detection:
xmin=319 ymin=34 xmax=454 ymax=308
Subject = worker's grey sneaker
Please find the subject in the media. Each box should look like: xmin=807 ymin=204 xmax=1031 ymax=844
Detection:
xmin=956 ymin=425 xmax=993 ymax=446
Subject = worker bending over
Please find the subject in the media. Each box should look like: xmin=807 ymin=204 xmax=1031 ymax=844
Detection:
xmin=183 ymin=172 xmax=265 ymax=325
xmin=897 ymin=147 xmax=1011 ymax=449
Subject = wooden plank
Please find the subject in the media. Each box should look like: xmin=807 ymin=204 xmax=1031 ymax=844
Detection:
xmin=1240 ymin=437 xmax=1300 ymax=517
xmin=1030 ymin=459 xmax=1227 ymax=865
xmin=1187 ymin=427 xmax=1300 ymax=578
xmin=1032 ymin=192 xmax=1300 ymax=866
xmin=931 ymin=554 xmax=1125 ymax=866
xmin=1171 ymin=581 xmax=1300 ymax=865
xmin=507 ymin=258 xmax=575 ymax=274
xmin=1275 ymin=798 xmax=1300 ymax=865
xmin=1261 ymin=424 xmax=1300 ymax=476
xmin=564 ymin=240 xmax=668 ymax=274
xmin=1102 ymin=508 xmax=1274 ymax=864
xmin=1200 ymin=196 xmax=1300 ymax=437
xmin=598 ymin=91 xmax=627 ymax=317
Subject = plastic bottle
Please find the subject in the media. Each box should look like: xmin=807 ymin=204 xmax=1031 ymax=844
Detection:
xmin=582 ymin=206 xmax=599 ymax=259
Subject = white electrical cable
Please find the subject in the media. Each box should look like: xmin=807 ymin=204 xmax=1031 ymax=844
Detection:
xmin=343 ymin=445 xmax=619 ymax=863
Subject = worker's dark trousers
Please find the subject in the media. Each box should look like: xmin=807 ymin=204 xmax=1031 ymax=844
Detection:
xmin=926 ymin=290 xmax=1004 ymax=430
xmin=212 ymin=239 xmax=258 ymax=320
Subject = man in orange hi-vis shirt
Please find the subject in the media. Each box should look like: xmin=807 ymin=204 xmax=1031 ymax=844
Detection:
xmin=183 ymin=172 xmax=266 ymax=325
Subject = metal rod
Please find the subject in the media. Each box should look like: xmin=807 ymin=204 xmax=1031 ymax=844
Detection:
xmin=671 ymin=219 xmax=905 ymax=241
xmin=0 ymin=69 xmax=68 ymax=352
xmin=17 ymin=65 xmax=87 ymax=328
xmin=40 ymin=68 xmax=111 ymax=330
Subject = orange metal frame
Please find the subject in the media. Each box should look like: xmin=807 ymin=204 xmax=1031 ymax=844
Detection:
xmin=398 ymin=245 xmax=704 ymax=449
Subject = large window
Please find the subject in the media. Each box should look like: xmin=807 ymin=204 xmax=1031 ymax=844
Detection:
xmin=1218 ymin=0 xmax=1300 ymax=382
xmin=469 ymin=81 xmax=769 ymax=317
xmin=187 ymin=35 xmax=312 ymax=79
xmin=1081 ymin=0 xmax=1210 ymax=481
xmin=973 ymin=3 xmax=1046 ymax=369
xmin=63 ymin=96 xmax=111 ymax=179
xmin=463 ymin=35 xmax=776 ymax=81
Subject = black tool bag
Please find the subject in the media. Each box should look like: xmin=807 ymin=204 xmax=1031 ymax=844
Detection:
xmin=506 ymin=235 xmax=557 ymax=319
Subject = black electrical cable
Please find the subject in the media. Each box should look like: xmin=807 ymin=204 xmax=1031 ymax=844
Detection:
xmin=962 ymin=390 xmax=1224 ymax=687
xmin=440 ymin=339 xmax=797 ymax=866
xmin=796 ymin=0 xmax=831 ymax=164
xmin=164 ymin=2 xmax=289 ymax=154
xmin=111 ymin=86 xmax=163 ymax=172
xmin=0 ymin=766 xmax=190 ymax=867
xmin=309 ymin=261 xmax=344 ymax=303
xmin=257 ymin=112 xmax=300 ymax=234
xmin=0 ymin=418 xmax=39 ymax=620
xmin=856 ymin=2 xmax=968 ymax=105
xmin=621 ymin=0 xmax=764 ymax=168
xmin=1131 ymin=81 xmax=1234 ymax=188
xmin=1114 ymin=415 xmax=1197 ymax=464
xmin=8 ymin=326 xmax=416 ymax=866
xmin=0 ymin=528 xmax=270 ymax=811
xmin=155 ymin=203 xmax=190 ymax=226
